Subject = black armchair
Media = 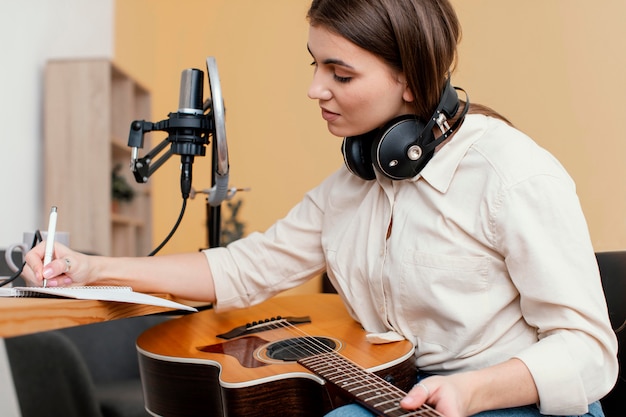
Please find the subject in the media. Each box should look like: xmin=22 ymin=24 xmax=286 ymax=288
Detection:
xmin=596 ymin=251 xmax=626 ymax=416
xmin=6 ymin=315 xmax=170 ymax=417
xmin=5 ymin=331 xmax=103 ymax=417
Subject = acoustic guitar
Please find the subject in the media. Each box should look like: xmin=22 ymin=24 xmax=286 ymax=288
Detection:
xmin=136 ymin=293 xmax=442 ymax=417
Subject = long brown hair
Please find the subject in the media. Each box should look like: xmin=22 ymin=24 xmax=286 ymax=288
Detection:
xmin=307 ymin=0 xmax=510 ymax=125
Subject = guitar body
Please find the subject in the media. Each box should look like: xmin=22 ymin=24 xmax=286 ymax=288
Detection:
xmin=137 ymin=293 xmax=417 ymax=417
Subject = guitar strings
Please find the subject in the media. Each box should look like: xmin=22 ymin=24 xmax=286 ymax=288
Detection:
xmin=259 ymin=319 xmax=442 ymax=417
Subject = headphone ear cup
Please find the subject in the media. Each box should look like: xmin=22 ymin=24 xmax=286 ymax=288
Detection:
xmin=342 ymin=133 xmax=376 ymax=180
xmin=372 ymin=116 xmax=434 ymax=180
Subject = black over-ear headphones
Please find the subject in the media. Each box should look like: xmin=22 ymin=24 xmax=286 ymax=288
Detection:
xmin=342 ymin=79 xmax=469 ymax=180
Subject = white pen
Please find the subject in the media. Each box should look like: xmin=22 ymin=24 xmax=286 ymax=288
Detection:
xmin=42 ymin=206 xmax=58 ymax=288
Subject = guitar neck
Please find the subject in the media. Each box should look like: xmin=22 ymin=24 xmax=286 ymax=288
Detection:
xmin=298 ymin=352 xmax=443 ymax=417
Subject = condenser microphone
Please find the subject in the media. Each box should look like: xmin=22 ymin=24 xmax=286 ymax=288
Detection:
xmin=127 ymin=57 xmax=229 ymax=205
xmin=172 ymin=68 xmax=209 ymax=199
xmin=178 ymin=68 xmax=204 ymax=115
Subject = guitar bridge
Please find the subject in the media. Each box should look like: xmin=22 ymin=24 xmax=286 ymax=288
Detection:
xmin=216 ymin=315 xmax=312 ymax=340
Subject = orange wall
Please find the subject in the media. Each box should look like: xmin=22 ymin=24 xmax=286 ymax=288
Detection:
xmin=115 ymin=0 xmax=626 ymax=255
xmin=115 ymin=0 xmax=338 ymax=258
xmin=452 ymin=1 xmax=626 ymax=251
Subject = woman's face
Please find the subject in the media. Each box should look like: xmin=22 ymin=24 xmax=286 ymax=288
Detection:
xmin=307 ymin=25 xmax=414 ymax=138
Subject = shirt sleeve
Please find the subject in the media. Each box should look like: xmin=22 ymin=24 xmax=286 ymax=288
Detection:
xmin=203 ymin=172 xmax=337 ymax=311
xmin=495 ymin=171 xmax=618 ymax=414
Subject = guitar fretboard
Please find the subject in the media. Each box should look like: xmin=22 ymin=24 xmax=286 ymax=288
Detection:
xmin=298 ymin=352 xmax=443 ymax=417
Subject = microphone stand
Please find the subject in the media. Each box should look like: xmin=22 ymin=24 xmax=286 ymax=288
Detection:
xmin=127 ymin=58 xmax=232 ymax=254
xmin=208 ymin=139 xmax=221 ymax=248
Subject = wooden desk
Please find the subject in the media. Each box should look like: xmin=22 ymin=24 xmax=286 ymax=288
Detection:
xmin=0 ymin=296 xmax=201 ymax=338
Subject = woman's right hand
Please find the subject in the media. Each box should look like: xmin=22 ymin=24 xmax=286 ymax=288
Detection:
xmin=23 ymin=241 xmax=92 ymax=287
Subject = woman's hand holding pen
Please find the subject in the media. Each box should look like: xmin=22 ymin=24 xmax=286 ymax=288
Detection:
xmin=23 ymin=242 xmax=89 ymax=287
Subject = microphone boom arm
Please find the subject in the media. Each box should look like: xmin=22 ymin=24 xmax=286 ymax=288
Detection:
xmin=128 ymin=121 xmax=174 ymax=183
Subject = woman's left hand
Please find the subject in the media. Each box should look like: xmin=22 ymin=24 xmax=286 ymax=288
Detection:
xmin=400 ymin=374 xmax=469 ymax=417
xmin=400 ymin=359 xmax=539 ymax=417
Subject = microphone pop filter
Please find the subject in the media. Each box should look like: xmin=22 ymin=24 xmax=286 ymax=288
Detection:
xmin=205 ymin=56 xmax=230 ymax=206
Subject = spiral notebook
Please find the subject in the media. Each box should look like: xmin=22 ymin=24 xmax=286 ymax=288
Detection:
xmin=0 ymin=286 xmax=197 ymax=312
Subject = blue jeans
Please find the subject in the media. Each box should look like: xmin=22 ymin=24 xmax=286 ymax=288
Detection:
xmin=324 ymin=401 xmax=605 ymax=417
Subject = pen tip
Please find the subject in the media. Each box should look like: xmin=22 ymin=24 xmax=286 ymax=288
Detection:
xmin=51 ymin=206 xmax=57 ymax=212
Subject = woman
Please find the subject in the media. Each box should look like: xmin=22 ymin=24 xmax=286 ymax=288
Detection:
xmin=25 ymin=0 xmax=617 ymax=416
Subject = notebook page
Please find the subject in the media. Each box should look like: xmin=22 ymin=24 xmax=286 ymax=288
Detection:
xmin=0 ymin=286 xmax=197 ymax=312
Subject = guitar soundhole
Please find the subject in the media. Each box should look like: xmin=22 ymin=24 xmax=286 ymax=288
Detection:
xmin=265 ymin=337 xmax=337 ymax=362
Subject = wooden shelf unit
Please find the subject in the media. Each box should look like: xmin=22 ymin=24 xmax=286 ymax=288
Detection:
xmin=44 ymin=59 xmax=152 ymax=257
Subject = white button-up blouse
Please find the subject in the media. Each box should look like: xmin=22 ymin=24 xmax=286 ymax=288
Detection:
xmin=205 ymin=114 xmax=618 ymax=415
